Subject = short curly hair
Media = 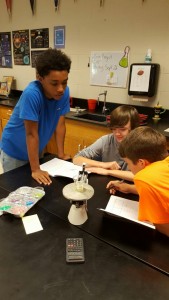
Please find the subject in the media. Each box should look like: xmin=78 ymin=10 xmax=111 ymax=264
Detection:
xmin=35 ymin=48 xmax=71 ymax=77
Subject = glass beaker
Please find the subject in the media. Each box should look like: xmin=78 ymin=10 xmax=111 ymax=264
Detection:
xmin=119 ymin=46 xmax=130 ymax=68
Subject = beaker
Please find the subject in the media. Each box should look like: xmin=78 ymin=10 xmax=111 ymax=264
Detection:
xmin=119 ymin=46 xmax=130 ymax=68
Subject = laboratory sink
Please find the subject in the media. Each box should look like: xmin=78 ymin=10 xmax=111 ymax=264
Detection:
xmin=73 ymin=113 xmax=107 ymax=122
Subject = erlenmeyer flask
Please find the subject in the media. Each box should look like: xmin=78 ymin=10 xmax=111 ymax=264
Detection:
xmin=119 ymin=46 xmax=130 ymax=68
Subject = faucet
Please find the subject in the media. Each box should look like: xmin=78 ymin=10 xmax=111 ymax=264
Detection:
xmin=98 ymin=90 xmax=108 ymax=115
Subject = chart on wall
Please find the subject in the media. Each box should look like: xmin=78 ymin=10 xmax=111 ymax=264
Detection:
xmin=0 ymin=32 xmax=12 ymax=68
xmin=90 ymin=48 xmax=130 ymax=88
xmin=12 ymin=29 xmax=30 ymax=65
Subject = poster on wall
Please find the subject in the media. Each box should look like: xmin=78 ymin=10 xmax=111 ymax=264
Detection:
xmin=0 ymin=32 xmax=12 ymax=68
xmin=90 ymin=49 xmax=129 ymax=88
xmin=12 ymin=29 xmax=30 ymax=65
xmin=31 ymin=50 xmax=45 ymax=68
xmin=54 ymin=26 xmax=65 ymax=49
xmin=31 ymin=28 xmax=49 ymax=48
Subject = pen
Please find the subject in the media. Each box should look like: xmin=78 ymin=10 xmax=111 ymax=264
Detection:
xmin=107 ymin=180 xmax=125 ymax=192
xmin=82 ymin=162 xmax=86 ymax=174
xmin=81 ymin=163 xmax=86 ymax=181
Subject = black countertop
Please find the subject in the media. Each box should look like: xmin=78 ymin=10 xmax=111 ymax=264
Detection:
xmin=0 ymin=155 xmax=169 ymax=277
xmin=0 ymin=155 xmax=169 ymax=299
xmin=0 ymin=98 xmax=18 ymax=107
xmin=1 ymin=204 xmax=169 ymax=300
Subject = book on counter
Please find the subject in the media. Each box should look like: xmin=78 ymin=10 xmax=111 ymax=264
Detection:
xmin=40 ymin=158 xmax=85 ymax=179
xmin=98 ymin=195 xmax=155 ymax=229
xmin=0 ymin=76 xmax=14 ymax=96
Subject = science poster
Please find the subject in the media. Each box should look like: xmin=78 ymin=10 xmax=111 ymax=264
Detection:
xmin=54 ymin=26 xmax=65 ymax=49
xmin=12 ymin=29 xmax=30 ymax=65
xmin=0 ymin=32 xmax=12 ymax=68
xmin=31 ymin=50 xmax=45 ymax=68
xmin=31 ymin=28 xmax=49 ymax=49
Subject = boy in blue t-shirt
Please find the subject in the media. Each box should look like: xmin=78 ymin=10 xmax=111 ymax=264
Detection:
xmin=0 ymin=48 xmax=71 ymax=185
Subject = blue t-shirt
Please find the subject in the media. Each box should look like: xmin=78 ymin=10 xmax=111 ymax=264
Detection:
xmin=1 ymin=81 xmax=70 ymax=160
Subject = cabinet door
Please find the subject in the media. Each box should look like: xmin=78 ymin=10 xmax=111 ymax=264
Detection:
xmin=64 ymin=135 xmax=83 ymax=157
xmin=83 ymin=125 xmax=110 ymax=148
xmin=64 ymin=119 xmax=84 ymax=157
xmin=45 ymin=134 xmax=57 ymax=155
xmin=45 ymin=118 xmax=110 ymax=158
xmin=2 ymin=118 xmax=9 ymax=130
xmin=0 ymin=106 xmax=13 ymax=138
xmin=0 ymin=106 xmax=13 ymax=120
xmin=64 ymin=119 xmax=110 ymax=158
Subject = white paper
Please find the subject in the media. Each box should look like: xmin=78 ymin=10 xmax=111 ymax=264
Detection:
xmin=99 ymin=195 xmax=155 ymax=229
xmin=40 ymin=158 xmax=83 ymax=179
xmin=164 ymin=128 xmax=169 ymax=132
xmin=22 ymin=214 xmax=43 ymax=234
xmin=130 ymin=65 xmax=151 ymax=92
xmin=69 ymin=108 xmax=86 ymax=112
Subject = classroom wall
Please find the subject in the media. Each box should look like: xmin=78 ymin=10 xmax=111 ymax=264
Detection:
xmin=0 ymin=0 xmax=169 ymax=108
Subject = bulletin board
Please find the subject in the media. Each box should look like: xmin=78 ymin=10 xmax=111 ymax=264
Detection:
xmin=90 ymin=51 xmax=129 ymax=88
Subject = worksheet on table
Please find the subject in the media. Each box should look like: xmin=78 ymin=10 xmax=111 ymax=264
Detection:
xmin=99 ymin=195 xmax=155 ymax=229
xmin=40 ymin=158 xmax=83 ymax=179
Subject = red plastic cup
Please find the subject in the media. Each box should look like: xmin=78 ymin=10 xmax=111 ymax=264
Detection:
xmin=88 ymin=99 xmax=97 ymax=112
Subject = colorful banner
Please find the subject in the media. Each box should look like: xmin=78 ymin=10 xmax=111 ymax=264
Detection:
xmin=30 ymin=0 xmax=35 ymax=14
xmin=5 ymin=0 xmax=12 ymax=16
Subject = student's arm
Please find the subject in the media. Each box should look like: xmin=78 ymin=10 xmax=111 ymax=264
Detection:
xmin=73 ymin=156 xmax=120 ymax=170
xmin=106 ymin=180 xmax=138 ymax=195
xmin=55 ymin=116 xmax=70 ymax=160
xmin=85 ymin=167 xmax=134 ymax=181
xmin=24 ymin=120 xmax=52 ymax=185
xmin=154 ymin=223 xmax=169 ymax=237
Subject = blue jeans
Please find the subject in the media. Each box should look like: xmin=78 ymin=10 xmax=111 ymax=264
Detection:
xmin=0 ymin=150 xmax=28 ymax=173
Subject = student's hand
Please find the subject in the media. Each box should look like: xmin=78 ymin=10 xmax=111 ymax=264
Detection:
xmin=32 ymin=169 xmax=52 ymax=185
xmin=100 ymin=161 xmax=121 ymax=170
xmin=106 ymin=180 xmax=131 ymax=194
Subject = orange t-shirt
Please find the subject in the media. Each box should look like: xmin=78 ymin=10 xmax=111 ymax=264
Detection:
xmin=134 ymin=156 xmax=169 ymax=224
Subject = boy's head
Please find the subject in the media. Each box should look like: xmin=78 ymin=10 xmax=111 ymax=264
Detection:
xmin=110 ymin=105 xmax=140 ymax=143
xmin=119 ymin=126 xmax=168 ymax=174
xmin=35 ymin=48 xmax=72 ymax=100
xmin=35 ymin=48 xmax=71 ymax=77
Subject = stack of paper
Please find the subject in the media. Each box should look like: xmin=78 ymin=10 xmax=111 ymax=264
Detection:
xmin=99 ymin=195 xmax=155 ymax=229
xmin=40 ymin=158 xmax=83 ymax=179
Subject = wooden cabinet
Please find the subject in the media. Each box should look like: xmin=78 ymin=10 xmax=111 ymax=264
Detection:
xmin=0 ymin=106 xmax=13 ymax=138
xmin=45 ymin=118 xmax=110 ymax=158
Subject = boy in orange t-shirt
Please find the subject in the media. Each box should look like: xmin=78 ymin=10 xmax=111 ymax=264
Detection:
xmin=107 ymin=126 xmax=169 ymax=237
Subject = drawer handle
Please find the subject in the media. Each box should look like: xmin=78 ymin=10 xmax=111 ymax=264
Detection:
xmin=78 ymin=144 xmax=81 ymax=152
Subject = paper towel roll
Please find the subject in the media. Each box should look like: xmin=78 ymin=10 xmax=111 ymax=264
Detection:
xmin=132 ymin=96 xmax=148 ymax=102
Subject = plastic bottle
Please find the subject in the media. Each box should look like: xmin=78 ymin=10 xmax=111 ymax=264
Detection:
xmin=145 ymin=49 xmax=152 ymax=63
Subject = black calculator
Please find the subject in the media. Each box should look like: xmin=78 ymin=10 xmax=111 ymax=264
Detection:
xmin=66 ymin=238 xmax=85 ymax=263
